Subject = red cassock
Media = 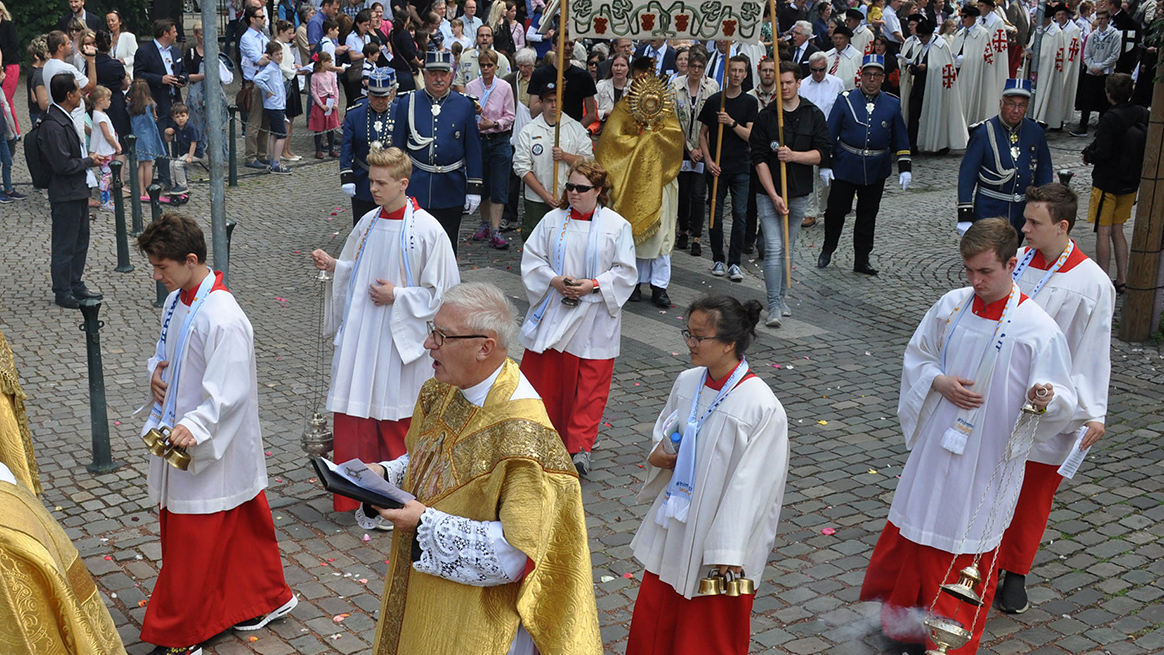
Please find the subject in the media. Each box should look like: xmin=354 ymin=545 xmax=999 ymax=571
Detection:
xmin=141 ymin=491 xmax=293 ymax=647
xmin=626 ymin=571 xmax=754 ymax=655
xmin=520 ymin=348 xmax=613 ymax=454
xmin=996 ymin=461 xmax=1063 ymax=574
xmin=861 ymin=522 xmax=999 ymax=654
xmin=331 ymin=415 xmax=410 ymax=511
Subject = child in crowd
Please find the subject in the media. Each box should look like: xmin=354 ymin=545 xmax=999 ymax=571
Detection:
xmin=164 ymin=103 xmax=204 ymax=195
xmin=361 ymin=42 xmax=380 ymax=93
xmin=89 ymin=85 xmax=121 ymax=211
xmin=255 ymin=41 xmax=292 ymax=174
xmin=128 ymin=77 xmax=166 ymax=201
xmin=276 ymin=19 xmax=305 ymax=162
xmin=309 ymin=51 xmax=342 ymax=158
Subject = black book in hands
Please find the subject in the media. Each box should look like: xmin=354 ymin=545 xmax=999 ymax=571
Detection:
xmin=310 ymin=456 xmax=407 ymax=509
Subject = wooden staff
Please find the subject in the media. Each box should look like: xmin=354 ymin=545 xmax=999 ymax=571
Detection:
xmin=769 ymin=0 xmax=791 ymax=288
xmin=708 ymin=47 xmax=729 ymax=230
xmin=551 ymin=0 xmax=568 ymax=194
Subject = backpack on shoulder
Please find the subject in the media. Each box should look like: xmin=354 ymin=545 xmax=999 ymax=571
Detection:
xmin=24 ymin=116 xmax=52 ymax=190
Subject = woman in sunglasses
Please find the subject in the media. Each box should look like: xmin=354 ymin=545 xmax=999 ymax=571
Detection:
xmin=518 ymin=159 xmax=637 ymax=477
xmin=626 ymin=294 xmax=789 ymax=655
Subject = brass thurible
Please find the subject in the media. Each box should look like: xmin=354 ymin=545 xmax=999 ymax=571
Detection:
xmin=923 ymin=614 xmax=972 ymax=655
xmin=939 ymin=565 xmax=985 ymax=607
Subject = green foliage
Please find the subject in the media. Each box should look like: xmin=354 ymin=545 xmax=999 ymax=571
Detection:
xmin=10 ymin=0 xmax=156 ymax=67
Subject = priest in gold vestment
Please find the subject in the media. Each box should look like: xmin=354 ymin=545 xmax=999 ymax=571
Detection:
xmin=596 ymin=57 xmax=684 ymax=309
xmin=0 ymin=330 xmax=128 ymax=655
xmin=368 ymin=282 xmax=602 ymax=655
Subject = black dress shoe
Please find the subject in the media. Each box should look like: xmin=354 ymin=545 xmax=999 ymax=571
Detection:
xmin=73 ymin=284 xmax=103 ymax=299
xmin=628 ymin=284 xmax=642 ymax=302
xmin=650 ymin=285 xmax=671 ymax=308
xmin=742 ymin=243 xmax=755 ymax=255
xmin=675 ymin=233 xmax=688 ymax=250
xmin=853 ymin=262 xmax=879 ymax=276
xmin=55 ymin=293 xmax=80 ymax=309
xmin=690 ymin=241 xmax=702 ymax=257
xmin=817 ymin=250 xmax=832 ymax=269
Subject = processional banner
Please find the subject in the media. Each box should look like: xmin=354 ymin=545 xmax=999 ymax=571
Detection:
xmin=568 ymin=0 xmax=765 ymax=42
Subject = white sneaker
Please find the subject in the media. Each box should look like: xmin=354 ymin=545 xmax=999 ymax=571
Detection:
xmin=234 ymin=594 xmax=298 ymax=631
xmin=728 ymin=264 xmax=744 ymax=282
xmin=710 ymin=262 xmax=726 ymax=277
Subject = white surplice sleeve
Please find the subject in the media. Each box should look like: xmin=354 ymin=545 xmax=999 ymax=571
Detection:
xmin=390 ymin=219 xmax=461 ymax=365
xmin=178 ymin=306 xmax=255 ymax=473
xmin=412 ymin=507 xmax=530 ymax=586
xmin=898 ymin=291 xmax=960 ymax=449
xmin=636 ymin=371 xmax=689 ymax=504
xmin=594 ymin=218 xmax=638 ymax=315
xmin=519 ymin=210 xmax=560 ymax=310
xmin=1069 ymin=291 xmax=1113 ymax=426
xmin=702 ymin=388 xmax=789 ymax=569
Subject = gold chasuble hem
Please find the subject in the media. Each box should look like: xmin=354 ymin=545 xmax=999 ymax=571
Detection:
xmin=0 ymin=483 xmax=127 ymax=655
xmin=374 ymin=359 xmax=601 ymax=655
xmin=0 ymin=330 xmax=41 ymax=495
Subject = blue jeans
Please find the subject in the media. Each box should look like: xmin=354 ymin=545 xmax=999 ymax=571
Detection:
xmin=758 ymin=194 xmax=806 ymax=310
xmin=480 ymin=134 xmax=512 ymax=204
xmin=0 ymin=132 xmax=11 ymax=193
xmin=706 ymin=171 xmax=749 ymax=265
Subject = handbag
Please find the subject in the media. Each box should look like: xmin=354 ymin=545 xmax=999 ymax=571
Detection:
xmin=236 ymin=80 xmax=253 ymax=113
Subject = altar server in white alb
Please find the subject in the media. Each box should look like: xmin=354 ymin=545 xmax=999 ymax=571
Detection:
xmin=627 ymin=295 xmax=789 ymax=655
xmin=994 ymin=183 xmax=1114 ymax=614
xmin=312 ymin=146 xmax=460 ymax=514
xmin=520 ymin=160 xmax=637 ymax=477
xmin=860 ymin=218 xmax=1076 ymax=655
xmin=138 ymin=215 xmax=296 ymax=655
xmin=1030 ymin=3 xmax=1082 ymax=130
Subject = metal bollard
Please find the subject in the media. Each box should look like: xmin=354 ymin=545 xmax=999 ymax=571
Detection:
xmin=78 ymin=299 xmax=121 ymax=474
xmin=126 ymin=134 xmax=143 ymax=235
xmin=228 ymin=104 xmax=239 ymax=187
xmin=110 ymin=160 xmax=134 ymax=273
xmin=148 ymin=184 xmax=167 ymax=307
xmin=1057 ymin=170 xmax=1075 ymax=187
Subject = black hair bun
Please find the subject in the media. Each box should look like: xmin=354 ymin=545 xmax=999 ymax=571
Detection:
xmin=742 ymin=299 xmax=763 ymax=330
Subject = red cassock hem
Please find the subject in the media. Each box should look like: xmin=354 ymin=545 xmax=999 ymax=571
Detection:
xmin=997 ymin=461 xmax=1063 ymax=574
xmin=860 ymin=522 xmax=999 ymax=654
xmin=520 ymin=348 xmax=614 ymax=454
xmin=332 ymin=414 xmax=411 ymax=511
xmin=141 ymin=491 xmax=293 ymax=647
xmin=626 ymin=571 xmax=754 ymax=655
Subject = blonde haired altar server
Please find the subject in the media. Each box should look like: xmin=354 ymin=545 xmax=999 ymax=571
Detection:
xmin=313 ymin=146 xmax=460 ymax=515
xmin=519 ymin=160 xmax=637 ymax=476
xmin=627 ymin=295 xmax=789 ymax=655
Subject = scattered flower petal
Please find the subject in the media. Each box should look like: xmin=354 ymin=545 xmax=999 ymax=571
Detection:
xmin=867 ymin=469 xmax=878 ymax=475
xmin=817 ymin=420 xmax=828 ymax=425
xmin=821 ymin=527 xmax=836 ymax=536
xmin=623 ymin=572 xmax=635 ymax=579
xmin=359 ymin=578 xmax=368 ymax=584
xmin=250 ymin=636 xmax=259 ymax=642
xmin=138 ymin=600 xmax=148 ymax=607
xmin=362 ymin=534 xmax=372 ymax=542
xmin=114 ymin=420 xmax=121 ymax=426
xmin=600 ymin=575 xmax=615 ymax=583
xmin=333 ymin=614 xmax=350 ymax=622
xmin=104 ymin=556 xmax=112 ymax=560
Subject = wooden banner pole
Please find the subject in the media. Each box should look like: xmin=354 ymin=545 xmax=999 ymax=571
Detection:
xmin=769 ymin=0 xmax=791 ymax=288
xmin=708 ymin=46 xmax=730 ymax=231
xmin=552 ymin=0 xmax=568 ymax=195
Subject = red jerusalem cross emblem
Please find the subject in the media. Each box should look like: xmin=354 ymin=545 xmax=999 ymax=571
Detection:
xmin=992 ymin=32 xmax=1007 ymax=54
xmin=942 ymin=64 xmax=956 ymax=89
xmin=1068 ymin=38 xmax=1080 ymax=62
xmin=983 ymin=44 xmax=994 ymax=65
xmin=1055 ymin=48 xmax=1065 ymax=72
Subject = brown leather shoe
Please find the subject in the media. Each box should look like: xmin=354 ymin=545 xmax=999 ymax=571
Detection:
xmin=801 ymin=216 xmax=817 ymax=228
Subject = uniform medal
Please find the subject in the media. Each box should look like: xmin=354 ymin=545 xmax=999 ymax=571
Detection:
xmin=1009 ymin=130 xmax=1019 ymax=161
xmin=431 ymin=104 xmax=441 ymax=116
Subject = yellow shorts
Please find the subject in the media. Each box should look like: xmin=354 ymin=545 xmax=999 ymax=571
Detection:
xmin=1087 ymin=188 xmax=1135 ymax=226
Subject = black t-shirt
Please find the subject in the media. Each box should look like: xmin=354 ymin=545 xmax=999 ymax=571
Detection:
xmin=699 ymin=91 xmax=759 ymax=176
xmin=529 ymin=63 xmax=597 ymax=122
xmin=27 ymin=68 xmax=45 ymax=117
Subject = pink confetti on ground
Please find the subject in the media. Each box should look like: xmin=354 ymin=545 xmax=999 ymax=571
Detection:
xmin=114 ymin=420 xmax=121 ymax=425
xmin=332 ymin=614 xmax=349 ymax=622
xmin=362 ymin=534 xmax=371 ymax=542
xmin=104 ymin=556 xmax=112 ymax=560
xmin=623 ymin=572 xmax=635 ymax=579
xmin=634 ymin=383 xmax=639 ymax=386
xmin=275 ymin=478 xmax=282 ymax=483
xmin=266 ymin=451 xmax=272 ymax=456
xmin=821 ymin=527 xmax=836 ymax=536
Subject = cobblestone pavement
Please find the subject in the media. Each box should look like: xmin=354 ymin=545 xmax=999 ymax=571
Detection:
xmin=2 ymin=78 xmax=1162 ymax=655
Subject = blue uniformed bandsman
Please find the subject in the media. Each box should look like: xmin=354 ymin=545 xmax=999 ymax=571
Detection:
xmin=341 ymin=66 xmax=399 ymax=225
xmin=957 ymin=79 xmax=1053 ymax=237
xmin=392 ymin=49 xmax=484 ymax=255
xmin=818 ymin=54 xmax=911 ymax=276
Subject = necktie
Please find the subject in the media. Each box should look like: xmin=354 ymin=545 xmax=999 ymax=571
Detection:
xmin=829 ymin=54 xmax=840 ymax=75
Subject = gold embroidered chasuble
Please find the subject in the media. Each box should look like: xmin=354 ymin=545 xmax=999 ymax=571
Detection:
xmin=595 ymin=96 xmax=684 ymax=247
xmin=0 ymin=329 xmax=41 ymax=495
xmin=0 ymin=480 xmax=127 ymax=655
xmin=373 ymin=359 xmax=601 ymax=655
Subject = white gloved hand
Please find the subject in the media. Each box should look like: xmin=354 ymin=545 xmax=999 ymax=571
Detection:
xmin=465 ymin=193 xmax=482 ymax=215
xmin=899 ymin=171 xmax=912 ymax=190
xmin=341 ymin=183 xmax=356 ymax=197
xmin=820 ymin=168 xmax=834 ymax=185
